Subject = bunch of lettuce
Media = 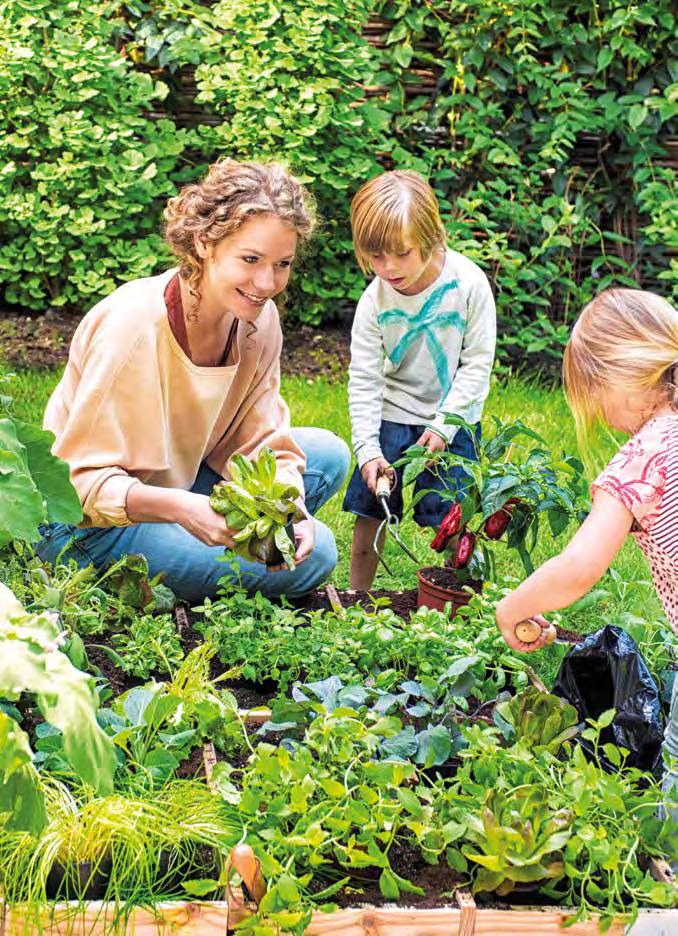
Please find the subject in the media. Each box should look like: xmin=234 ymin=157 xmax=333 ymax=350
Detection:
xmin=210 ymin=448 xmax=304 ymax=570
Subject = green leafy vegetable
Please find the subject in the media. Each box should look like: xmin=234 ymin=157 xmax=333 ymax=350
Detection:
xmin=210 ymin=448 xmax=304 ymax=570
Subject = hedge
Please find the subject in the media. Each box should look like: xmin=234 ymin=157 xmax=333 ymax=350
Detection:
xmin=0 ymin=0 xmax=675 ymax=368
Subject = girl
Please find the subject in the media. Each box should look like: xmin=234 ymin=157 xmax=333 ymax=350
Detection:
xmin=37 ymin=159 xmax=350 ymax=602
xmin=495 ymin=288 xmax=677 ymax=803
xmin=342 ymin=170 xmax=496 ymax=589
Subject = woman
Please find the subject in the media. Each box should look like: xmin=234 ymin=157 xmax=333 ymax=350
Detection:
xmin=37 ymin=159 xmax=350 ymax=602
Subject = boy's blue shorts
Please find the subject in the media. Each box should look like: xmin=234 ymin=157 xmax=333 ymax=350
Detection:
xmin=342 ymin=420 xmax=480 ymax=528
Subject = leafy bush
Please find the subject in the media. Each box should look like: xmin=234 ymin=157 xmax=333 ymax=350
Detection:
xmin=0 ymin=0 xmax=186 ymax=310
xmin=375 ymin=0 xmax=678 ymax=366
xmin=1 ymin=0 xmax=675 ymax=370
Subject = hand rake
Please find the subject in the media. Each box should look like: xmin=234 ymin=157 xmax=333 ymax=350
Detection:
xmin=372 ymin=472 xmax=419 ymax=576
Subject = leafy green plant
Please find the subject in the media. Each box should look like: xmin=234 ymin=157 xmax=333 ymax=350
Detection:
xmin=108 ymin=612 xmax=184 ymax=680
xmin=194 ymin=581 xmax=533 ymax=696
xmin=96 ymin=643 xmax=244 ymax=784
xmin=493 ymin=687 xmax=579 ymax=754
xmin=400 ymin=416 xmax=585 ymax=580
xmin=0 ymin=0 xmax=186 ymax=310
xmin=0 ymin=377 xmax=82 ymax=546
xmin=210 ymin=449 xmax=305 ymax=569
xmin=0 ymin=583 xmax=116 ymax=834
xmin=433 ymin=714 xmax=677 ymax=927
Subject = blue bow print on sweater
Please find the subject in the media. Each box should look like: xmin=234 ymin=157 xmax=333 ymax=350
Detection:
xmin=377 ymin=281 xmax=464 ymax=393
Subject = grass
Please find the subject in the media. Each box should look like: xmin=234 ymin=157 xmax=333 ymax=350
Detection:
xmin=1 ymin=364 xmax=664 ymax=642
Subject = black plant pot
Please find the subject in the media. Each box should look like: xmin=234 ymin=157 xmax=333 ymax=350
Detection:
xmin=46 ymin=854 xmax=112 ymax=900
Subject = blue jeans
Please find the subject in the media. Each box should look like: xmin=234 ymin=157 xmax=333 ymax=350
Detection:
xmin=36 ymin=428 xmax=350 ymax=603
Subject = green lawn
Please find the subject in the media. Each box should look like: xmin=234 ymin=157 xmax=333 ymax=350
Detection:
xmin=3 ymin=363 xmax=661 ymax=641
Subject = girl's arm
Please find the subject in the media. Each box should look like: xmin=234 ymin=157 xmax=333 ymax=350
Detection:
xmin=495 ymin=489 xmax=633 ymax=650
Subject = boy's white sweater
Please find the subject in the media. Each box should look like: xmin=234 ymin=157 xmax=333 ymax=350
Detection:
xmin=348 ymin=248 xmax=496 ymax=468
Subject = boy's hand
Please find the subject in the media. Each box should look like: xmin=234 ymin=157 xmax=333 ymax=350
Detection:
xmin=416 ymin=429 xmax=447 ymax=455
xmin=361 ymin=457 xmax=394 ymax=495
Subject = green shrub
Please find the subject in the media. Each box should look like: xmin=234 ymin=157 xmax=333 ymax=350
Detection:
xmin=0 ymin=0 xmax=187 ymax=310
xmin=375 ymin=0 xmax=678 ymax=366
xmin=152 ymin=0 xmax=389 ymax=324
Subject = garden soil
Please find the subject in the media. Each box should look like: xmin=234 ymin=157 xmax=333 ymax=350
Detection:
xmin=0 ymin=312 xmax=352 ymax=380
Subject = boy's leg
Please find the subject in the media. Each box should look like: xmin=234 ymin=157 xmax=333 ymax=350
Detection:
xmin=342 ymin=421 xmax=416 ymax=590
xmin=350 ymin=516 xmax=384 ymax=590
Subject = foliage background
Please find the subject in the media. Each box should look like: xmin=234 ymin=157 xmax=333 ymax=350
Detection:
xmin=0 ymin=0 xmax=676 ymax=369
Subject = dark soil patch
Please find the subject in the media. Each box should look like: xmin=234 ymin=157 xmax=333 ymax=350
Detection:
xmin=0 ymin=310 xmax=78 ymax=370
xmin=419 ymin=565 xmax=483 ymax=593
xmin=85 ymin=643 xmax=136 ymax=696
xmin=321 ymin=842 xmax=464 ymax=910
xmin=0 ymin=309 xmax=351 ymax=381
xmin=176 ymin=746 xmax=207 ymax=780
xmin=292 ymin=586 xmax=419 ymax=621
xmin=228 ymin=681 xmax=277 ymax=710
xmin=555 ymin=624 xmax=585 ymax=643
xmin=280 ymin=323 xmax=350 ymax=382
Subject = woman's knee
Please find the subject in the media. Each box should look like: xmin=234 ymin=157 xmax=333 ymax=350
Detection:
xmin=294 ymin=427 xmax=351 ymax=497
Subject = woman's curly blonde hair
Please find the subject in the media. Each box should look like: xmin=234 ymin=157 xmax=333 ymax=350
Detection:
xmin=163 ymin=159 xmax=316 ymax=298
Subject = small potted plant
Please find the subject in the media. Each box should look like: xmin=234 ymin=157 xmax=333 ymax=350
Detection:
xmin=398 ymin=416 xmax=585 ymax=614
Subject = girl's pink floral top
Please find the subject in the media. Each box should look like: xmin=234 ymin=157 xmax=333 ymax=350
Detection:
xmin=593 ymin=415 xmax=678 ymax=632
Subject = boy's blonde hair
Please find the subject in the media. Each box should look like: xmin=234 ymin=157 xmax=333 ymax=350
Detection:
xmin=350 ymin=170 xmax=446 ymax=273
xmin=563 ymin=288 xmax=678 ymax=447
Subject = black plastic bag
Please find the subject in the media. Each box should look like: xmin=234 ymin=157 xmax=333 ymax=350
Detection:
xmin=552 ymin=625 xmax=664 ymax=773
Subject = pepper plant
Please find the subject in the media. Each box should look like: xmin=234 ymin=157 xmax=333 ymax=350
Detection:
xmin=398 ymin=415 xmax=586 ymax=581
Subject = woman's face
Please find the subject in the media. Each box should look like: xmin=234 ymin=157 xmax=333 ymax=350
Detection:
xmin=198 ymin=215 xmax=298 ymax=322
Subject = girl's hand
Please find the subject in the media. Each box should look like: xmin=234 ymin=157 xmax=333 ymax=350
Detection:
xmin=174 ymin=491 xmax=237 ymax=547
xmin=497 ymin=612 xmax=553 ymax=653
xmin=415 ymin=428 xmax=447 ymax=454
xmin=361 ymin=457 xmax=394 ymax=495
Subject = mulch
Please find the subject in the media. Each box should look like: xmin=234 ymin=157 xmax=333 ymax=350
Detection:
xmin=0 ymin=309 xmax=351 ymax=381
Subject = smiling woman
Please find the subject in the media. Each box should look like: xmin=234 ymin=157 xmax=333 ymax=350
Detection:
xmin=35 ymin=159 xmax=350 ymax=602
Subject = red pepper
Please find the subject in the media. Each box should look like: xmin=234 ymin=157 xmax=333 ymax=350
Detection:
xmin=484 ymin=498 xmax=520 ymax=540
xmin=430 ymin=528 xmax=448 ymax=552
xmin=440 ymin=502 xmax=462 ymax=537
xmin=430 ymin=503 xmax=462 ymax=552
xmin=454 ymin=530 xmax=476 ymax=568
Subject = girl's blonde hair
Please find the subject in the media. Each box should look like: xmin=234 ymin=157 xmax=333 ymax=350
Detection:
xmin=350 ymin=170 xmax=446 ymax=273
xmin=163 ymin=159 xmax=316 ymax=297
xmin=563 ymin=288 xmax=678 ymax=447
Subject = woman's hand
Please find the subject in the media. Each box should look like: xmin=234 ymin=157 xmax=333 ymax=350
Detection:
xmin=173 ymin=491 xmax=237 ymax=547
xmin=267 ymin=517 xmax=315 ymax=571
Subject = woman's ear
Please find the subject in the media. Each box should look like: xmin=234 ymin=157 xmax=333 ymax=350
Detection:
xmin=194 ymin=235 xmax=209 ymax=260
